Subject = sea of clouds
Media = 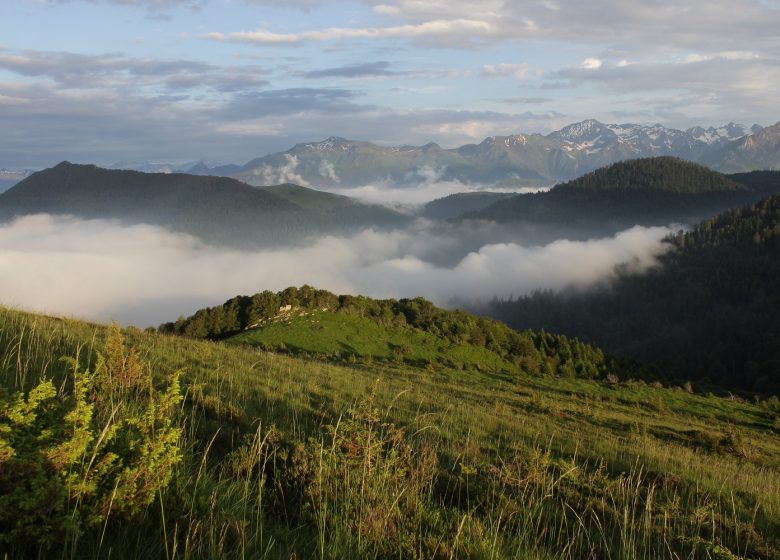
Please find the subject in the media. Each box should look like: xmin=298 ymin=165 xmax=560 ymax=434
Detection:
xmin=0 ymin=214 xmax=673 ymax=326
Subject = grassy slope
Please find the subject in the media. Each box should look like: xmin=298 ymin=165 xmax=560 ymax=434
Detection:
xmin=226 ymin=309 xmax=515 ymax=373
xmin=1 ymin=306 xmax=780 ymax=559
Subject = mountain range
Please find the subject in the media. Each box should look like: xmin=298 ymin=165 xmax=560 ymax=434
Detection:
xmin=188 ymin=119 xmax=778 ymax=188
xmin=2 ymin=119 xmax=776 ymax=194
xmin=3 ymin=157 xmax=779 ymax=267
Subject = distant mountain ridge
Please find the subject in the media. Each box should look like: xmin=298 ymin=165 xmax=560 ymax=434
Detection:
xmin=186 ymin=119 xmax=775 ymax=188
xmin=0 ymin=162 xmax=410 ymax=247
xmin=701 ymin=122 xmax=780 ymax=173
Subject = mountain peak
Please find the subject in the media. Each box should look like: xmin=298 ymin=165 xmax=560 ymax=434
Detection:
xmin=233 ymin=118 xmax=774 ymax=188
xmin=556 ymin=119 xmax=608 ymax=138
xmin=298 ymin=136 xmax=355 ymax=152
xmin=480 ymin=134 xmax=529 ymax=149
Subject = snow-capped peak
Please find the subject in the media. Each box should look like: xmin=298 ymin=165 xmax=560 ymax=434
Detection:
xmin=555 ymin=119 xmax=609 ymax=140
xmin=303 ymin=136 xmax=353 ymax=151
xmin=686 ymin=123 xmax=751 ymax=145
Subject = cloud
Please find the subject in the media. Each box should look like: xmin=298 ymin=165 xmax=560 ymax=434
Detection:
xmin=0 ymin=48 xmax=270 ymax=92
xmin=318 ymin=160 xmax=340 ymax=182
xmin=552 ymin=54 xmax=780 ymax=119
xmin=302 ymin=61 xmax=398 ymax=79
xmin=0 ymin=214 xmax=673 ymax=326
xmin=0 ymin=71 xmax=571 ymax=169
xmin=327 ymin=180 xmax=548 ymax=206
xmin=205 ymin=19 xmax=497 ymax=47
xmin=501 ymin=97 xmax=554 ymax=105
xmin=41 ymin=0 xmax=321 ymax=11
xmin=221 ymin=87 xmax=366 ymax=118
xmin=250 ymin=154 xmax=311 ymax=186
xmin=205 ymin=0 xmax=780 ymax=55
xmin=363 ymin=0 xmax=780 ymax=52
xmin=480 ymin=63 xmax=530 ymax=79
xmin=333 ymin=183 xmax=544 ymax=206
xmin=580 ymin=58 xmax=603 ymax=70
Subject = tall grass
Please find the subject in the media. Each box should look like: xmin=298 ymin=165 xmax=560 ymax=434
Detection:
xmin=0 ymin=306 xmax=778 ymax=559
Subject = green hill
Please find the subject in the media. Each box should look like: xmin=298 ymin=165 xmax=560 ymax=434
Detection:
xmin=555 ymin=156 xmax=745 ymax=193
xmin=228 ymin=309 xmax=519 ymax=373
xmin=1 ymin=303 xmax=779 ymax=559
xmin=487 ymin=192 xmax=780 ymax=394
xmin=158 ymin=286 xmax=614 ymax=379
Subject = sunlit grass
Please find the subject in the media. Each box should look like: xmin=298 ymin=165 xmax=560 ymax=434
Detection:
xmin=1 ymin=305 xmax=778 ymax=559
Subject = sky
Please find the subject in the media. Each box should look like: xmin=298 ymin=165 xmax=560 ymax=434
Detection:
xmin=2 ymin=0 xmax=780 ymax=169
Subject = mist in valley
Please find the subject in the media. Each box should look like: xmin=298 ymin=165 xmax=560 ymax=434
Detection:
xmin=0 ymin=210 xmax=674 ymax=327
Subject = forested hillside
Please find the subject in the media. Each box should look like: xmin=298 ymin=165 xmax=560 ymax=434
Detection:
xmin=0 ymin=162 xmax=409 ymax=247
xmin=463 ymin=157 xmax=769 ymax=233
xmin=487 ymin=193 xmax=780 ymax=394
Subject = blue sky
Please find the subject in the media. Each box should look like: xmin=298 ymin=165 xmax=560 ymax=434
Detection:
xmin=2 ymin=0 xmax=779 ymax=168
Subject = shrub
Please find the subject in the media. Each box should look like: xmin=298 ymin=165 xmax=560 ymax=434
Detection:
xmin=0 ymin=325 xmax=183 ymax=553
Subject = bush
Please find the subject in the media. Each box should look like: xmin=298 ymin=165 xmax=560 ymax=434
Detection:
xmin=0 ymin=325 xmax=183 ymax=554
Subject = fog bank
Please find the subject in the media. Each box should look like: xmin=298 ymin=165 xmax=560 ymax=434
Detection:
xmin=0 ymin=214 xmax=673 ymax=326
xmin=327 ymin=181 xmax=549 ymax=206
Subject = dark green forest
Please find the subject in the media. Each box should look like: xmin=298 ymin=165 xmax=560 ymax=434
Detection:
xmin=0 ymin=162 xmax=410 ymax=247
xmin=487 ymin=193 xmax=780 ymax=395
xmin=553 ymin=156 xmax=746 ymax=193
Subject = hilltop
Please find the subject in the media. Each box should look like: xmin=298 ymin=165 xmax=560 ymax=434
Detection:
xmin=460 ymin=157 xmax=778 ymax=240
xmin=553 ymin=157 xmax=745 ymax=193
xmin=158 ymin=286 xmax=614 ymax=379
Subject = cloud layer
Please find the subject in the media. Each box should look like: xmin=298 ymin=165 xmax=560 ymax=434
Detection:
xmin=0 ymin=214 xmax=672 ymax=326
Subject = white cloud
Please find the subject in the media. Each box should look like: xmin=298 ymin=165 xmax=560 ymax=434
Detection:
xmin=327 ymin=180 xmax=549 ymax=206
xmin=206 ymin=19 xmax=495 ymax=46
xmin=318 ymin=160 xmax=340 ymax=182
xmin=481 ymin=63 xmax=530 ymax=79
xmin=206 ymin=0 xmax=780 ymax=58
xmin=0 ymin=214 xmax=673 ymax=326
xmin=580 ymin=58 xmax=603 ymax=70
xmin=554 ymin=54 xmax=780 ymax=120
xmin=251 ymin=154 xmax=311 ymax=186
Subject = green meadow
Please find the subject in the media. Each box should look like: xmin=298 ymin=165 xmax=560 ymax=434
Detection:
xmin=1 ymin=305 xmax=779 ymax=559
